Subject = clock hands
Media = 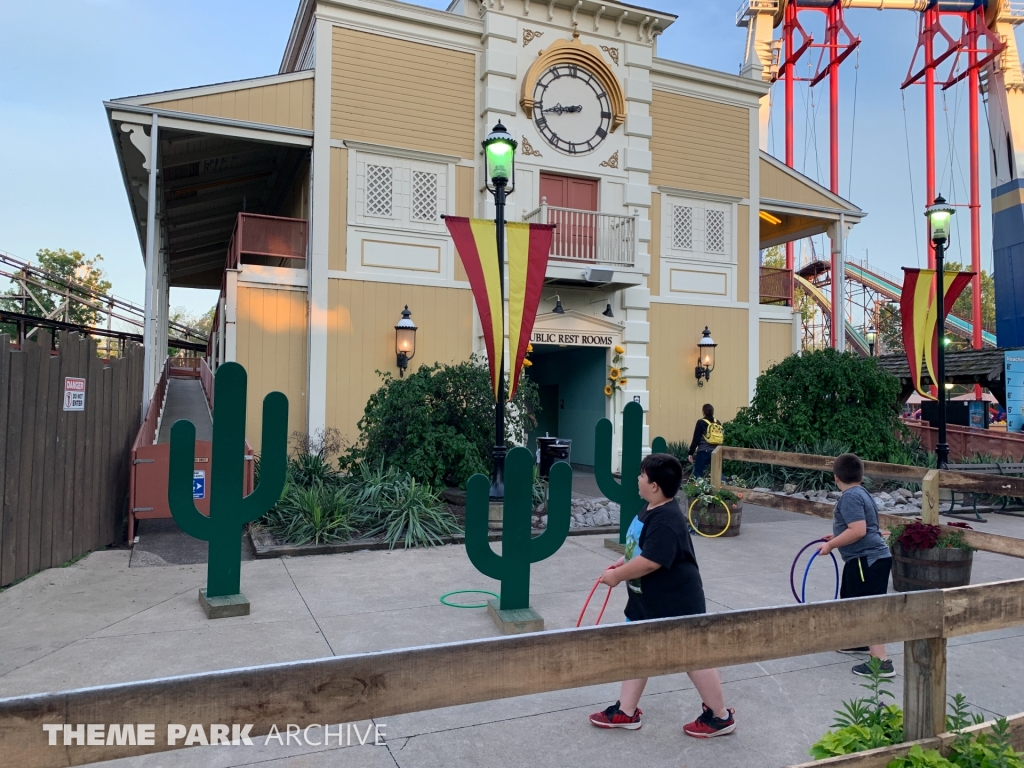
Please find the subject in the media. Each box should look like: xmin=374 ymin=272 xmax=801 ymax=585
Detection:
xmin=541 ymin=103 xmax=583 ymax=115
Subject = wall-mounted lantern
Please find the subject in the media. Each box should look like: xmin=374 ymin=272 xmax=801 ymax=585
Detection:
xmin=395 ymin=305 xmax=417 ymax=377
xmin=866 ymin=325 xmax=877 ymax=357
xmin=695 ymin=326 xmax=717 ymax=387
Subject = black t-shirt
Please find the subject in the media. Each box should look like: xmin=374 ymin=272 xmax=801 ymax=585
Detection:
xmin=623 ymin=498 xmax=706 ymax=621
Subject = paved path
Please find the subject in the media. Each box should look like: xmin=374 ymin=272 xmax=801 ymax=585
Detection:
xmin=1 ymin=508 xmax=1022 ymax=768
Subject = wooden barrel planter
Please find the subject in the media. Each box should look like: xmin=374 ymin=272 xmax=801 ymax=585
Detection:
xmin=686 ymin=499 xmax=743 ymax=538
xmin=891 ymin=542 xmax=973 ymax=592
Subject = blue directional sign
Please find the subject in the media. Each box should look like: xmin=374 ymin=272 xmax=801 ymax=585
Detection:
xmin=1006 ymin=351 xmax=1024 ymax=433
xmin=192 ymin=470 xmax=206 ymax=500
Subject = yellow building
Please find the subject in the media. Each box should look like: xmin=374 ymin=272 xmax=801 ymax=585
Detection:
xmin=106 ymin=0 xmax=863 ymax=468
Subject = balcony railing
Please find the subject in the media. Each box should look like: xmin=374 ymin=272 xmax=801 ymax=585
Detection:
xmin=227 ymin=212 xmax=308 ymax=270
xmin=524 ymin=202 xmax=636 ymax=267
xmin=759 ymin=266 xmax=793 ymax=306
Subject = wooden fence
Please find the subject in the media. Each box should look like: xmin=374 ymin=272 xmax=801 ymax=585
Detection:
xmin=0 ymin=577 xmax=1021 ymax=767
xmin=0 ymin=331 xmax=143 ymax=587
xmin=709 ymin=446 xmax=1024 ymax=560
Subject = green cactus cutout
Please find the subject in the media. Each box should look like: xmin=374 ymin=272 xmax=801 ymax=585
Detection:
xmin=465 ymin=446 xmax=571 ymax=611
xmin=168 ymin=362 xmax=288 ymax=598
xmin=595 ymin=400 xmax=649 ymax=545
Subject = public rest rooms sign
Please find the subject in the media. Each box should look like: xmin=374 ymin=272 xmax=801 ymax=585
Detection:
xmin=529 ymin=309 xmax=622 ymax=348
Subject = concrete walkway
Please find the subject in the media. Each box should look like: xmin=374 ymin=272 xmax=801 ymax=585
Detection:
xmin=2 ymin=508 xmax=1023 ymax=768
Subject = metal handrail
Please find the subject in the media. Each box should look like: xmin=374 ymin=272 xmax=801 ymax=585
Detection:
xmin=524 ymin=203 xmax=636 ymax=267
xmin=736 ymin=0 xmax=779 ymax=25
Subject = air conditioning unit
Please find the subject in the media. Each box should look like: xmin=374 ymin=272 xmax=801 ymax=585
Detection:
xmin=584 ymin=267 xmax=615 ymax=283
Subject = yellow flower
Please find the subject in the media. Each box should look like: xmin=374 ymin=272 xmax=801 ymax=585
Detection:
xmin=614 ymin=345 xmax=625 ymax=354
xmin=604 ymin=385 xmax=613 ymax=397
xmin=609 ymin=367 xmax=621 ymax=380
xmin=522 ymin=359 xmax=533 ymax=367
xmin=619 ymin=378 xmax=628 ymax=386
xmin=527 ymin=343 xmax=534 ymax=353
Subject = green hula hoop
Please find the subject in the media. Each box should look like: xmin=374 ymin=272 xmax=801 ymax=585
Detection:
xmin=440 ymin=590 xmax=499 ymax=609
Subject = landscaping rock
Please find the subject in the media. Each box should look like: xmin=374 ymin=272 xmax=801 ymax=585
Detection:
xmin=896 ymin=488 xmax=914 ymax=499
xmin=828 ymin=491 xmax=842 ymax=500
xmin=914 ymin=490 xmax=924 ymax=498
xmin=783 ymin=483 xmax=797 ymax=494
xmin=754 ymin=487 xmax=772 ymax=493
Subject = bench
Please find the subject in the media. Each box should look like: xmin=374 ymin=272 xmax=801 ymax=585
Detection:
xmin=943 ymin=462 xmax=1024 ymax=521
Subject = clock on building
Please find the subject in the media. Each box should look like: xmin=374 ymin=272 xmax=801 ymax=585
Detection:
xmin=532 ymin=64 xmax=612 ymax=156
xmin=520 ymin=33 xmax=627 ymax=158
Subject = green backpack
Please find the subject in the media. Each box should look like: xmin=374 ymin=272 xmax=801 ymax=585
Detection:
xmin=703 ymin=419 xmax=724 ymax=446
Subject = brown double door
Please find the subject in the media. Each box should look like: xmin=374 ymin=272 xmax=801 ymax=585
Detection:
xmin=540 ymin=173 xmax=598 ymax=261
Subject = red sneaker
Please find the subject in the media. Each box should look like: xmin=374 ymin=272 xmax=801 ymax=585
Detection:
xmin=683 ymin=703 xmax=736 ymax=738
xmin=589 ymin=701 xmax=642 ymax=730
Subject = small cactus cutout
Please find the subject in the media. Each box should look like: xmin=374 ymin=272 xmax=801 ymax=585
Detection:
xmin=465 ymin=446 xmax=571 ymax=611
xmin=168 ymin=362 xmax=288 ymax=598
xmin=596 ymin=401 xmax=666 ymax=545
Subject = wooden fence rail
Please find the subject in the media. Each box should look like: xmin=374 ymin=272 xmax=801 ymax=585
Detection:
xmin=1 ymin=578 xmax=1023 ymax=767
xmin=0 ymin=332 xmax=143 ymax=587
xmin=708 ymin=446 xmax=1024 ymax=560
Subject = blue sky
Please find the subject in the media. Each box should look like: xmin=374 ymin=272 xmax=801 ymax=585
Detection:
xmin=0 ymin=0 xmax=1014 ymax=315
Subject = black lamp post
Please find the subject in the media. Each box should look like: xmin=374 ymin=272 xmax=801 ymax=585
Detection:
xmin=926 ymin=194 xmax=956 ymax=468
xmin=866 ymin=324 xmax=876 ymax=357
xmin=482 ymin=121 xmax=517 ymax=500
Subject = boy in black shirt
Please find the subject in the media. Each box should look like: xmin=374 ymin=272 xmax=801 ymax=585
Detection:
xmin=588 ymin=454 xmax=736 ymax=738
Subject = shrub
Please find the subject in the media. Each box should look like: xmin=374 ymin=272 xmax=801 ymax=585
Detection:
xmin=661 ymin=439 xmax=690 ymax=465
xmin=725 ymin=436 xmax=851 ymax=492
xmin=345 ymin=356 xmax=539 ymax=490
xmin=350 ymin=462 xmax=461 ymax=549
xmin=727 ymin=349 xmax=905 ymax=462
xmin=260 ymin=482 xmax=356 ymax=545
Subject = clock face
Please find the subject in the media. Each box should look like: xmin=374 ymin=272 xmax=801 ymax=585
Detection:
xmin=532 ymin=64 xmax=612 ymax=156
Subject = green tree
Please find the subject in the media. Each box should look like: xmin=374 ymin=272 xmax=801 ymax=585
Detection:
xmin=877 ymin=302 xmax=903 ymax=355
xmin=726 ymin=348 xmax=905 ymax=462
xmin=2 ymin=249 xmax=112 ymax=326
xmin=346 ymin=356 xmax=540 ymax=490
xmin=169 ymin=305 xmax=216 ymax=337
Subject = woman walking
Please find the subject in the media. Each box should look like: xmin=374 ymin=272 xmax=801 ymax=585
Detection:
xmin=687 ymin=404 xmax=723 ymax=478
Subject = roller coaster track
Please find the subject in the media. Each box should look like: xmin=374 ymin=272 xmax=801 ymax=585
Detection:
xmin=794 ymin=258 xmax=997 ymax=352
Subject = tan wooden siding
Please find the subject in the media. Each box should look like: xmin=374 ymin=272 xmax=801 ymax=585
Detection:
xmin=649 ymin=192 xmax=661 ymax=296
xmin=759 ymin=320 xmax=794 ymax=373
xmin=149 ymin=79 xmax=314 ymax=130
xmin=454 ymin=166 xmax=475 ymax=283
xmin=329 ymin=148 xmax=348 ymax=272
xmin=737 ymin=204 xmax=749 ymax=300
xmin=648 ymin=304 xmax=750 ymax=444
xmin=331 ymin=27 xmax=476 ymax=157
xmin=325 ymin=280 xmax=474 ymax=442
xmin=235 ymin=286 xmax=308 ymax=451
xmin=760 ymin=157 xmax=837 ymax=209
xmin=650 ymin=91 xmax=749 ymax=198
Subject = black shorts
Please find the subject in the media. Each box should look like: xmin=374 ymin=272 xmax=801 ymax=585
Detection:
xmin=840 ymin=556 xmax=892 ymax=599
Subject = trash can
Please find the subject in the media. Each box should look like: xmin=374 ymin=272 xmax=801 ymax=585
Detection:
xmin=537 ymin=435 xmax=571 ymax=479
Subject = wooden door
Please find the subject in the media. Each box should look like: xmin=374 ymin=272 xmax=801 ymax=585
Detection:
xmin=540 ymin=173 xmax=598 ymax=261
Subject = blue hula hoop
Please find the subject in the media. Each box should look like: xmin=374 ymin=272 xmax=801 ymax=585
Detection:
xmin=799 ymin=548 xmax=840 ymax=604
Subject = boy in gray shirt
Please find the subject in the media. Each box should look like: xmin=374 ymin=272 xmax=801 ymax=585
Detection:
xmin=817 ymin=453 xmax=894 ymax=678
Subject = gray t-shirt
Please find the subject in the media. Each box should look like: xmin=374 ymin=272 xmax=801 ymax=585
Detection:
xmin=833 ymin=485 xmax=892 ymax=566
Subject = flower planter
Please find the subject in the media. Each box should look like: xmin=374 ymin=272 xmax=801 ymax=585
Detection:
xmin=686 ymin=498 xmax=742 ymax=537
xmin=890 ymin=541 xmax=973 ymax=592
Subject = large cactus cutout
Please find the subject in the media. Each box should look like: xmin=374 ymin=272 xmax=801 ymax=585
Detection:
xmin=168 ymin=362 xmax=288 ymax=599
xmin=466 ymin=446 xmax=571 ymax=611
xmin=596 ymin=400 xmax=647 ymax=545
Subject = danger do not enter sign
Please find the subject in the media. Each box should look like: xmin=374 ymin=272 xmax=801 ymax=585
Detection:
xmin=63 ymin=377 xmax=86 ymax=411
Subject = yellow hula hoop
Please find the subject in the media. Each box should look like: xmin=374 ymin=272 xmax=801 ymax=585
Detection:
xmin=688 ymin=496 xmax=732 ymax=539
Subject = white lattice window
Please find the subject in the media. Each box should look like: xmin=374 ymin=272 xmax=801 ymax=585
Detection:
xmin=672 ymin=206 xmax=693 ymax=250
xmin=706 ymin=210 xmax=726 ymax=254
xmin=412 ymin=171 xmax=438 ymax=222
xmin=365 ymin=165 xmax=393 ymax=217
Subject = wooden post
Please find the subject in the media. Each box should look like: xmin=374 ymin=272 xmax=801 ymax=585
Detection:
xmin=921 ymin=469 xmax=940 ymax=525
xmin=903 ymin=637 xmax=947 ymax=741
xmin=710 ymin=446 xmax=723 ymax=490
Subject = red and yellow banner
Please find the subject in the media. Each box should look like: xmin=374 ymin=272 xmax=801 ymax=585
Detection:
xmin=900 ymin=268 xmax=974 ymax=399
xmin=444 ymin=217 xmax=555 ymax=401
